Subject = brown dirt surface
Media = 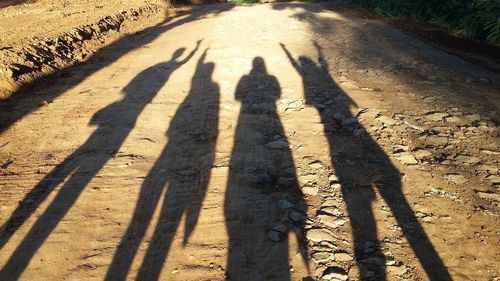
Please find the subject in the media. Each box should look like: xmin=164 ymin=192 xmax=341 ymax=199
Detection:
xmin=0 ymin=0 xmax=179 ymax=98
xmin=0 ymin=2 xmax=499 ymax=281
xmin=0 ymin=0 xmax=167 ymax=47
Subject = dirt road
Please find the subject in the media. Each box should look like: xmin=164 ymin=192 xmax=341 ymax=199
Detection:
xmin=0 ymin=2 xmax=499 ymax=281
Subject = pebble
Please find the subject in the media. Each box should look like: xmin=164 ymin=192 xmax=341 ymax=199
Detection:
xmin=486 ymin=175 xmax=500 ymax=185
xmin=423 ymin=135 xmax=448 ymax=146
xmin=334 ymin=252 xmax=353 ymax=262
xmin=307 ymin=229 xmax=337 ymax=242
xmin=309 ymin=161 xmax=325 ymax=170
xmin=318 ymin=215 xmax=348 ymax=228
xmin=395 ymin=152 xmax=418 ymax=165
xmin=414 ymin=149 xmax=433 ymax=159
xmin=328 ymin=174 xmax=339 ymax=182
xmin=425 ymin=112 xmax=448 ymax=121
xmin=465 ymin=114 xmax=481 ymax=122
xmin=444 ymin=173 xmax=467 ymax=184
xmin=454 ymin=155 xmax=481 ymax=165
xmin=376 ymin=116 xmax=396 ymax=126
xmin=298 ymin=174 xmax=317 ymax=186
xmin=475 ymin=190 xmax=500 ymax=201
xmin=320 ymin=206 xmax=343 ymax=216
xmin=312 ymin=251 xmax=334 ymax=264
xmin=321 ymin=267 xmax=348 ymax=281
xmin=475 ymin=165 xmax=498 ymax=175
xmin=445 ymin=116 xmax=463 ymax=123
xmin=303 ymin=185 xmax=319 ymax=196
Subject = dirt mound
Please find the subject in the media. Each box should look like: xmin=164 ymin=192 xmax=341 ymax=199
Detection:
xmin=0 ymin=1 xmax=175 ymax=99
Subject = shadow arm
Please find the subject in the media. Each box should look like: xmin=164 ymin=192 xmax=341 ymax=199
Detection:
xmin=313 ymin=41 xmax=328 ymax=71
xmin=178 ymin=39 xmax=203 ymax=65
xmin=280 ymin=43 xmax=301 ymax=74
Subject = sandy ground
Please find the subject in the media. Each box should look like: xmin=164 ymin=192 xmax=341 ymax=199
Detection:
xmin=0 ymin=2 xmax=499 ymax=281
xmin=0 ymin=0 xmax=167 ymax=47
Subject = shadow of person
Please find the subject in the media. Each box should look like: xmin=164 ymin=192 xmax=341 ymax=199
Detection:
xmin=104 ymin=49 xmax=219 ymax=281
xmin=0 ymin=4 xmax=234 ymax=135
xmin=224 ymin=57 xmax=308 ymax=281
xmin=0 ymin=42 xmax=201 ymax=281
xmin=281 ymin=43 xmax=452 ymax=281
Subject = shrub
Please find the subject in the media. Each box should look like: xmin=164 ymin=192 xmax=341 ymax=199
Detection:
xmin=344 ymin=0 xmax=500 ymax=45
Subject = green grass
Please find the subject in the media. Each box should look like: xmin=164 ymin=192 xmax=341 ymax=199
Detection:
xmin=344 ymin=0 xmax=500 ymax=45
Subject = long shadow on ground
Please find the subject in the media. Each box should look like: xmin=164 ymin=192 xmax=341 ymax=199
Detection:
xmin=224 ymin=57 xmax=308 ymax=280
xmin=0 ymin=3 xmax=234 ymax=134
xmin=104 ymin=49 xmax=219 ymax=281
xmin=0 ymin=42 xmax=201 ymax=281
xmin=282 ymin=43 xmax=452 ymax=281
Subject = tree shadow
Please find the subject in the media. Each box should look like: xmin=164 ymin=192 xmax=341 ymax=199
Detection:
xmin=224 ymin=57 xmax=308 ymax=281
xmin=0 ymin=3 xmax=234 ymax=134
xmin=281 ymin=43 xmax=452 ymax=281
xmin=0 ymin=42 xmax=201 ymax=281
xmin=104 ymin=48 xmax=219 ymax=281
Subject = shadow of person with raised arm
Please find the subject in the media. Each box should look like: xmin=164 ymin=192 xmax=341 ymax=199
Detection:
xmin=0 ymin=4 xmax=234 ymax=134
xmin=224 ymin=57 xmax=308 ymax=281
xmin=105 ymin=49 xmax=219 ymax=281
xmin=281 ymin=43 xmax=452 ymax=281
xmin=0 ymin=42 xmax=201 ymax=281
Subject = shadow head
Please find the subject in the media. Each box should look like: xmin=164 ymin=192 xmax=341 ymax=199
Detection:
xmin=251 ymin=57 xmax=268 ymax=75
xmin=172 ymin=47 xmax=186 ymax=60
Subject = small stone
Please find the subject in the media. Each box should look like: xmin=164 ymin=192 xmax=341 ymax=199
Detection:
xmin=387 ymin=265 xmax=408 ymax=276
xmin=481 ymin=150 xmax=499 ymax=155
xmin=320 ymin=206 xmax=342 ymax=216
xmin=307 ymin=229 xmax=336 ymax=242
xmin=376 ymin=116 xmax=396 ymax=125
xmin=465 ymin=114 xmax=481 ymax=122
xmin=445 ymin=116 xmax=463 ymax=123
xmin=334 ymin=252 xmax=353 ymax=262
xmin=414 ymin=149 xmax=433 ymax=159
xmin=425 ymin=112 xmax=448 ymax=121
xmin=39 ymin=100 xmax=49 ymax=107
xmin=476 ymin=165 xmax=498 ymax=175
xmin=298 ymin=174 xmax=317 ymax=186
xmin=318 ymin=215 xmax=348 ymax=228
xmin=321 ymin=267 xmax=348 ymax=280
xmin=486 ymin=175 xmax=500 ymax=185
xmin=328 ymin=174 xmax=339 ymax=182
xmin=424 ymin=135 xmax=448 ymax=146
xmin=330 ymin=183 xmax=342 ymax=190
xmin=395 ymin=152 xmax=418 ymax=165
xmin=392 ymin=145 xmax=409 ymax=153
xmin=475 ymin=190 xmax=500 ymax=201
xmin=309 ymin=161 xmax=325 ymax=169
xmin=444 ymin=173 xmax=467 ymax=184
xmin=312 ymin=251 xmax=334 ymax=263
xmin=303 ymin=185 xmax=319 ymax=196
xmin=454 ymin=155 xmax=481 ymax=165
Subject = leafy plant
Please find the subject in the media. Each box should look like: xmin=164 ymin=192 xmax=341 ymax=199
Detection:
xmin=343 ymin=0 xmax=500 ymax=45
